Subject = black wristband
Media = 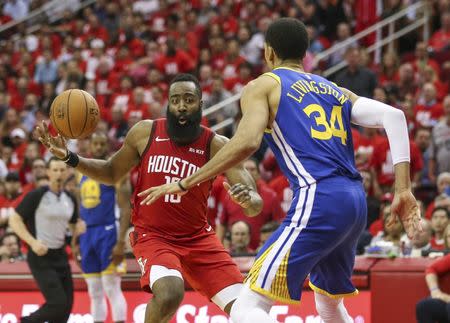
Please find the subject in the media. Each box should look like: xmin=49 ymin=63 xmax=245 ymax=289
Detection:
xmin=63 ymin=151 xmax=79 ymax=168
xmin=177 ymin=180 xmax=188 ymax=192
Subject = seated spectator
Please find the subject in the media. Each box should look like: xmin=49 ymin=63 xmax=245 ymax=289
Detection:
xmin=378 ymin=50 xmax=399 ymax=87
xmin=428 ymin=11 xmax=450 ymax=52
xmin=412 ymin=41 xmax=440 ymax=76
xmin=414 ymin=127 xmax=433 ymax=187
xmin=0 ymin=232 xmax=24 ymax=263
xmin=0 ymin=172 xmax=24 ymax=236
xmin=425 ymin=172 xmax=450 ymax=219
xmin=229 ymin=221 xmax=254 ymax=256
xmin=328 ymin=22 xmax=356 ymax=67
xmin=409 ymin=219 xmax=433 ymax=257
xmin=217 ymin=158 xmax=283 ymax=250
xmin=429 ymin=96 xmax=450 ymax=180
xmin=367 ymin=203 xmax=405 ymax=257
xmin=257 ymin=221 xmax=279 ymax=253
xmin=34 ymin=50 xmax=59 ymax=84
xmin=416 ymin=249 xmax=450 ymax=323
xmin=431 ymin=207 xmax=450 ymax=250
xmin=415 ymin=83 xmax=444 ymax=128
xmin=268 ymin=174 xmax=292 ymax=218
xmin=360 ymin=170 xmax=381 ymax=228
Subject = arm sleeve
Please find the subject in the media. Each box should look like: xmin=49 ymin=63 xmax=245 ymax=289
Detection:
xmin=15 ymin=189 xmax=44 ymax=221
xmin=351 ymin=97 xmax=410 ymax=165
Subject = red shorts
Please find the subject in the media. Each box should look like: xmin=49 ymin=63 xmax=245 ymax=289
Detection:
xmin=129 ymin=229 xmax=243 ymax=299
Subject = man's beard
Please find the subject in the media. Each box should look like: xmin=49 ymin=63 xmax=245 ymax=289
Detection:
xmin=166 ymin=107 xmax=202 ymax=145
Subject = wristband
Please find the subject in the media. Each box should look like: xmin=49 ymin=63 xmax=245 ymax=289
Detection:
xmin=177 ymin=180 xmax=188 ymax=192
xmin=62 ymin=150 xmax=79 ymax=168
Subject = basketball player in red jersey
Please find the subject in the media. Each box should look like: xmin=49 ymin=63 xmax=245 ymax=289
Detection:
xmin=36 ymin=74 xmax=263 ymax=323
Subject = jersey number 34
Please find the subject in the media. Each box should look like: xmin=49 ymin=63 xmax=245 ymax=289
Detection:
xmin=303 ymin=104 xmax=347 ymax=145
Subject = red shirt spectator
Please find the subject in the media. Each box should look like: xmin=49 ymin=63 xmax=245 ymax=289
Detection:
xmin=428 ymin=12 xmax=450 ymax=52
xmin=207 ymin=175 xmax=227 ymax=230
xmin=370 ymin=138 xmax=423 ymax=188
xmin=414 ymin=102 xmax=444 ymax=128
xmin=154 ymin=40 xmax=195 ymax=78
xmin=219 ymin=179 xmax=283 ymax=250
xmin=268 ymin=175 xmax=293 ymax=218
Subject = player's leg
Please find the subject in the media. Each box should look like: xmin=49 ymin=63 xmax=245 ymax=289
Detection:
xmin=129 ymin=231 xmax=186 ymax=323
xmin=80 ymin=228 xmax=108 ymax=323
xmin=314 ymin=293 xmax=353 ymax=323
xmin=145 ymin=273 xmax=185 ymax=323
xmin=98 ymin=225 xmax=127 ymax=323
xmin=309 ymin=180 xmax=367 ymax=323
xmin=85 ymin=276 xmax=107 ymax=323
xmin=230 ymin=284 xmax=276 ymax=323
xmin=101 ymin=274 xmax=127 ymax=323
xmin=178 ymin=231 xmax=243 ymax=315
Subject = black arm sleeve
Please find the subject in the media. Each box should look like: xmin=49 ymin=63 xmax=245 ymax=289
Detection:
xmin=15 ymin=188 xmax=46 ymax=222
xmin=66 ymin=191 xmax=79 ymax=224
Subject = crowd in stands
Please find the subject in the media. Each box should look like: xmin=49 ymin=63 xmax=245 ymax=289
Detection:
xmin=0 ymin=0 xmax=449 ymax=263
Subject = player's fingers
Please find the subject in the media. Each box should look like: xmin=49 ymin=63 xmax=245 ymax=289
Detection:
xmin=234 ymin=189 xmax=249 ymax=200
xmin=137 ymin=187 xmax=154 ymax=197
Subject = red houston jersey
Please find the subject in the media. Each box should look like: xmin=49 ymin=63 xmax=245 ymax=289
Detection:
xmin=132 ymin=119 xmax=215 ymax=237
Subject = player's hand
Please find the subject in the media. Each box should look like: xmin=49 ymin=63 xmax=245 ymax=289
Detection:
xmin=31 ymin=240 xmax=48 ymax=256
xmin=75 ymin=219 xmax=86 ymax=236
xmin=138 ymin=182 xmax=187 ymax=205
xmin=111 ymin=241 xmax=125 ymax=266
xmin=35 ymin=121 xmax=68 ymax=160
xmin=388 ymin=190 xmax=422 ymax=239
xmin=224 ymin=182 xmax=252 ymax=208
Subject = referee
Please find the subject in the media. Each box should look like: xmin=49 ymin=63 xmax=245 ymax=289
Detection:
xmin=9 ymin=157 xmax=79 ymax=323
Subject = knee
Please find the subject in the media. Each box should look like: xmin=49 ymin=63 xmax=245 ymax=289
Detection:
xmin=315 ymin=293 xmax=341 ymax=318
xmin=153 ymin=284 xmax=184 ymax=314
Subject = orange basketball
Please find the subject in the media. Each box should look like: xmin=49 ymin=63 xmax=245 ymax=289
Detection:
xmin=49 ymin=89 xmax=100 ymax=139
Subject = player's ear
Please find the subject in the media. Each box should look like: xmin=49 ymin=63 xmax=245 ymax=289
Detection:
xmin=199 ymin=100 xmax=203 ymax=110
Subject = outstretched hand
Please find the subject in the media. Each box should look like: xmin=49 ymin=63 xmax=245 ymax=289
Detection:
xmin=387 ymin=190 xmax=422 ymax=239
xmin=138 ymin=181 xmax=187 ymax=205
xmin=35 ymin=121 xmax=68 ymax=159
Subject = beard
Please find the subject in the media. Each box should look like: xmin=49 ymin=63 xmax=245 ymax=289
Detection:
xmin=166 ymin=106 xmax=202 ymax=145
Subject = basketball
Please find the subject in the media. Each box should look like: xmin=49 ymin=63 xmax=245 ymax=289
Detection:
xmin=49 ymin=89 xmax=100 ymax=139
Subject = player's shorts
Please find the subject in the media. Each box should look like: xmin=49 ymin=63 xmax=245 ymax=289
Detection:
xmin=129 ymin=226 xmax=243 ymax=300
xmin=245 ymin=176 xmax=367 ymax=304
xmin=79 ymin=223 xmax=125 ymax=276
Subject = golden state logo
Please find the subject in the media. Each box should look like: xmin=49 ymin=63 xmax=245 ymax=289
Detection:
xmin=80 ymin=179 xmax=101 ymax=208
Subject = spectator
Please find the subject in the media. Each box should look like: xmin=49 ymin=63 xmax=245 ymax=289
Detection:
xmin=430 ymin=207 xmax=450 ymax=251
xmin=412 ymin=41 xmax=440 ymax=76
xmin=34 ymin=50 xmax=59 ymax=84
xmin=329 ymin=22 xmax=356 ymax=67
xmin=0 ymin=232 xmax=24 ymax=263
xmin=425 ymin=172 xmax=450 ymax=220
xmin=360 ymin=170 xmax=381 ymax=229
xmin=204 ymin=76 xmax=238 ymax=133
xmin=429 ymin=11 xmax=450 ymax=52
xmin=429 ymin=95 xmax=450 ymax=180
xmin=217 ymin=158 xmax=283 ymax=250
xmin=415 ymin=83 xmax=444 ymax=128
xmin=257 ymin=221 xmax=279 ymax=252
xmin=409 ymin=219 xmax=433 ymax=257
xmin=229 ymin=220 xmax=253 ymax=256
xmin=335 ymin=47 xmax=378 ymax=98
xmin=3 ymin=0 xmax=29 ymax=21
xmin=368 ymin=203 xmax=405 ymax=252
xmin=22 ymin=158 xmax=46 ymax=192
xmin=416 ymin=250 xmax=450 ymax=323
xmin=414 ymin=127 xmax=433 ymax=187
xmin=268 ymin=174 xmax=292 ymax=218
xmin=378 ymin=50 xmax=400 ymax=87
xmin=396 ymin=63 xmax=417 ymax=101
xmin=0 ymin=172 xmax=24 ymax=234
